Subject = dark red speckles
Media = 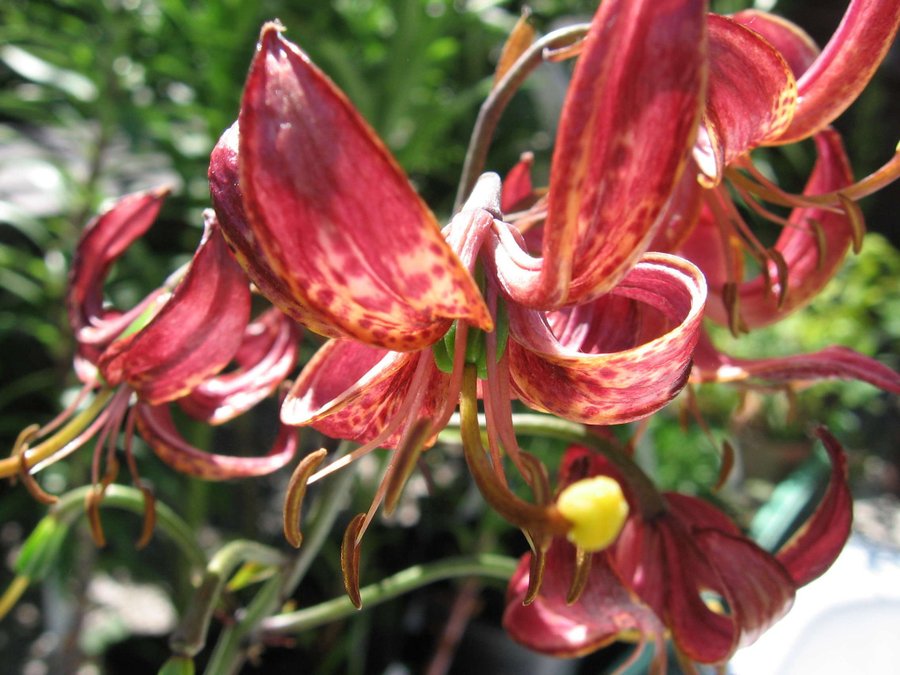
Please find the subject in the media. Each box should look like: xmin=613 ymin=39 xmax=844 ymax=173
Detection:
xmin=316 ymin=289 xmax=336 ymax=307
xmin=428 ymin=242 xmax=444 ymax=257
xmin=431 ymin=264 xmax=446 ymax=278
xmin=404 ymin=273 xmax=430 ymax=299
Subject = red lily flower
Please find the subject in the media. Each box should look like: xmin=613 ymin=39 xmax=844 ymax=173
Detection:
xmin=4 ymin=188 xmax=301 ymax=510
xmin=210 ymin=1 xmax=708 ymax=550
xmin=669 ymin=3 xmax=900 ymax=329
xmin=497 ymin=6 xmax=899 ymax=402
xmin=505 ymin=430 xmax=852 ymax=666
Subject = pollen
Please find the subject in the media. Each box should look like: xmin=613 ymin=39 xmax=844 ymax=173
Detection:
xmin=557 ymin=476 xmax=629 ymax=552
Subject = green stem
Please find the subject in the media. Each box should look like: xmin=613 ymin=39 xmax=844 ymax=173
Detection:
xmin=454 ymin=24 xmax=590 ymax=211
xmin=260 ymin=554 xmax=518 ymax=636
xmin=202 ymin=576 xmax=282 ymax=675
xmin=50 ymin=484 xmax=206 ymax=569
xmin=198 ymin=442 xmax=355 ymax=673
xmin=169 ymin=541 xmax=283 ymax=657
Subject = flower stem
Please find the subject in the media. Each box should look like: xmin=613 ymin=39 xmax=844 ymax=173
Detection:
xmin=260 ymin=554 xmax=518 ymax=636
xmin=454 ymin=24 xmax=590 ymax=211
xmin=0 ymin=389 xmax=114 ymax=478
xmin=448 ymin=412 xmax=668 ymax=519
xmin=169 ymin=540 xmax=283 ymax=657
xmin=196 ymin=442 xmax=355 ymax=673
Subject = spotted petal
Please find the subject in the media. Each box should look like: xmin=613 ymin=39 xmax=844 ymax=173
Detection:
xmin=775 ymin=0 xmax=900 ymax=143
xmin=237 ymin=23 xmax=490 ymax=351
xmin=282 ymin=340 xmax=447 ymax=448
xmin=210 ymin=123 xmax=345 ymax=340
xmin=99 ymin=213 xmax=251 ymax=404
xmin=491 ymin=0 xmax=706 ymax=308
xmin=178 ymin=308 xmax=301 ymax=424
xmin=507 ymin=253 xmax=706 ymax=425
xmin=694 ymin=15 xmax=796 ymax=185
xmin=135 ymin=403 xmax=297 ymax=480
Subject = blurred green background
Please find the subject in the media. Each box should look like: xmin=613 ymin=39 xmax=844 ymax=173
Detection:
xmin=0 ymin=1 xmax=897 ymax=673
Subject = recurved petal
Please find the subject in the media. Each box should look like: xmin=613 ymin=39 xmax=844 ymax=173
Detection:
xmin=691 ymin=529 xmax=795 ymax=653
xmin=503 ymin=543 xmax=666 ymax=663
xmin=695 ymin=15 xmax=796 ymax=185
xmin=691 ymin=332 xmax=900 ymax=394
xmin=731 ymin=9 xmax=820 ymax=77
xmin=98 ymin=213 xmax=251 ymax=405
xmin=493 ymin=0 xmax=706 ymax=309
xmin=238 ymin=23 xmax=490 ymax=351
xmin=775 ymin=0 xmax=900 ymax=143
xmin=178 ymin=309 xmax=301 ymax=424
xmin=776 ymin=427 xmax=853 ymax=586
xmin=135 ymin=403 xmax=297 ymax=480
xmin=507 ymin=253 xmax=706 ymax=425
xmin=706 ymin=129 xmax=856 ymax=328
xmin=68 ymin=187 xmax=169 ymax=346
xmin=282 ymin=340 xmax=447 ymax=448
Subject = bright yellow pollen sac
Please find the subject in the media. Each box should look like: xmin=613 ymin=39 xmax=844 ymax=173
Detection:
xmin=556 ymin=476 xmax=629 ymax=552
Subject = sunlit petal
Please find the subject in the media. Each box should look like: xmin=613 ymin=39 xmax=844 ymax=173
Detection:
xmin=508 ymin=254 xmax=706 ymax=424
xmin=776 ymin=427 xmax=853 ymax=586
xmin=99 ymin=214 xmax=251 ymax=404
xmin=695 ymin=15 xmax=796 ymax=185
xmin=238 ymin=23 xmax=490 ymax=350
xmin=775 ymin=0 xmax=900 ymax=143
xmin=68 ymin=187 xmax=169 ymax=347
xmin=493 ymin=0 xmax=706 ymax=308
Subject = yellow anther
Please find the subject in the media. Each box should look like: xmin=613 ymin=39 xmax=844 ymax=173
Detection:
xmin=557 ymin=476 xmax=629 ymax=552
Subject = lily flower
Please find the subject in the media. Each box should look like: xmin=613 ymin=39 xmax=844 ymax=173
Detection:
xmin=3 ymin=188 xmax=301 ymax=526
xmin=211 ymin=0 xmax=709 ymax=561
xmin=670 ymin=3 xmax=900 ymax=331
xmin=505 ymin=429 xmax=852 ymax=666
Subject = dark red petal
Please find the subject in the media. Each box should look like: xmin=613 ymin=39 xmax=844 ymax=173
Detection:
xmin=693 ymin=529 xmax=795 ymax=652
xmin=649 ymin=163 xmax=705 ymax=253
xmin=136 ymin=403 xmax=296 ymax=480
xmin=691 ymin=331 xmax=900 ymax=394
xmin=282 ymin=341 xmax=447 ymax=449
xmin=210 ymin=123 xmax=345 ymax=340
xmin=776 ymin=0 xmax=900 ymax=143
xmin=493 ymin=0 xmax=706 ymax=308
xmin=500 ymin=152 xmax=535 ymax=214
xmin=704 ymin=129 xmax=857 ymax=328
xmin=695 ymin=15 xmax=796 ymax=184
xmin=238 ymin=24 xmax=490 ymax=350
xmin=776 ymin=427 xmax=853 ymax=586
xmin=178 ymin=309 xmax=300 ymax=424
xmin=504 ymin=543 xmax=665 ymax=662
xmin=67 ymin=187 xmax=169 ymax=346
xmin=507 ymin=253 xmax=706 ymax=425
xmin=664 ymin=492 xmax=742 ymax=537
xmin=731 ymin=9 xmax=820 ymax=77
xmin=99 ymin=213 xmax=251 ymax=404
